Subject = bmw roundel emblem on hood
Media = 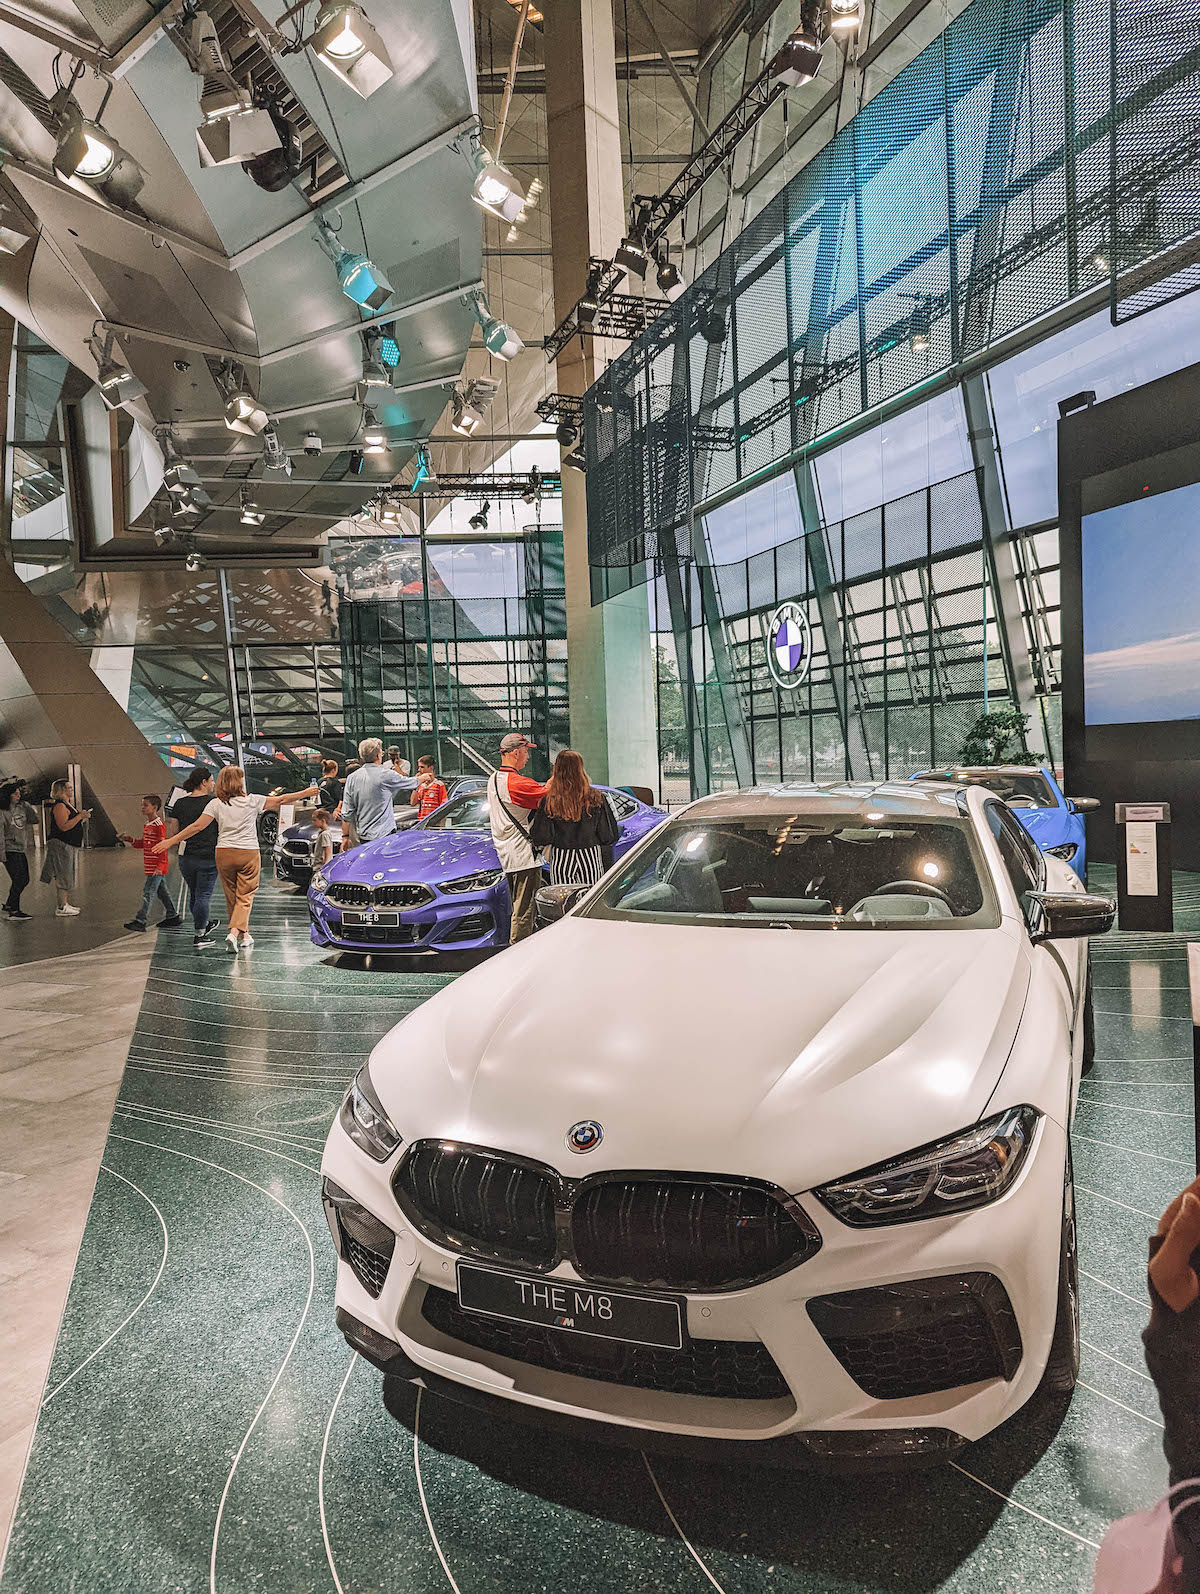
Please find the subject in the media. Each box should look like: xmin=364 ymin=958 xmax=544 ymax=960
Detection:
xmin=566 ymin=1120 xmax=603 ymax=1154
xmin=372 ymin=872 xmax=385 ymax=881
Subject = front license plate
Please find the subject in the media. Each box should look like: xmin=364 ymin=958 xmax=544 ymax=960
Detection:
xmin=340 ymin=909 xmax=399 ymax=927
xmin=456 ymin=1262 xmax=683 ymax=1349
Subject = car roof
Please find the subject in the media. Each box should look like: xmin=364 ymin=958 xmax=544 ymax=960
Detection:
xmin=916 ymin=764 xmax=1049 ymax=777
xmin=681 ymin=782 xmax=968 ymax=821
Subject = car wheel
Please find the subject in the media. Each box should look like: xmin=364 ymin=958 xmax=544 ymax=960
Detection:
xmin=1081 ymin=951 xmax=1095 ymax=1076
xmin=1041 ymin=1146 xmax=1080 ymax=1396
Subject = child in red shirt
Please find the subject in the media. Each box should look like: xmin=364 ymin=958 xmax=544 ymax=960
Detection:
xmin=121 ymin=794 xmax=183 ymax=931
xmin=415 ymin=756 xmax=449 ymax=819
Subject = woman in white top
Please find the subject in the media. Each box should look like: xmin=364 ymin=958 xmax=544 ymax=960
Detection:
xmin=155 ymin=765 xmax=316 ymax=954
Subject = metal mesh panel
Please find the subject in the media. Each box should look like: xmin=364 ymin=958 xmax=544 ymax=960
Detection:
xmin=1111 ymin=0 xmax=1200 ymax=320
xmin=586 ymin=0 xmax=1191 ymax=570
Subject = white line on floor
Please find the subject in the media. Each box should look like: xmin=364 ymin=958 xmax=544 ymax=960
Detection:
xmin=1076 ymin=1097 xmax=1195 ymax=1119
xmin=42 ymin=1165 xmax=169 ymax=1406
xmin=1073 ymin=1132 xmax=1193 ymax=1167
xmin=641 ymin=1453 xmax=727 ymax=1593
xmin=113 ymin=1109 xmax=322 ymax=1176
xmin=118 ymin=1100 xmax=328 ymax=1149
xmin=949 ymin=1464 xmax=1101 ymax=1551
xmin=1080 ymin=1268 xmax=1150 ymax=1308
xmin=106 ymin=1131 xmax=316 ymax=1594
xmin=318 ymin=1353 xmax=357 ymax=1594
xmin=413 ymin=1387 xmax=464 ymax=1594
xmin=1076 ymin=1379 xmax=1163 ymax=1428
xmin=1081 ymin=1339 xmax=1155 ymax=1383
xmin=1075 ymin=1185 xmax=1159 ymax=1219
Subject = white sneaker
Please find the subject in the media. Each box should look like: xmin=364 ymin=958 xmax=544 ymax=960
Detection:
xmin=224 ymin=933 xmax=239 ymax=955
xmin=240 ymin=934 xmax=254 ymax=951
xmin=56 ymin=904 xmax=81 ymax=917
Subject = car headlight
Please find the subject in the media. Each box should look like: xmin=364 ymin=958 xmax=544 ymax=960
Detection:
xmin=815 ymin=1106 xmax=1039 ymax=1227
xmin=441 ymin=868 xmax=504 ymax=894
xmin=1046 ymin=843 xmax=1077 ymax=862
xmin=339 ymin=1065 xmax=403 ymax=1161
xmin=311 ymin=871 xmax=328 ymax=894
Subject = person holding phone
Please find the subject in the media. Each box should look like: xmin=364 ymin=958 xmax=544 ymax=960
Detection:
xmin=41 ymin=779 xmax=89 ymax=916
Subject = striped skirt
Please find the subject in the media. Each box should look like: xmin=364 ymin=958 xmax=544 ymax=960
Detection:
xmin=548 ymin=845 xmax=605 ymax=888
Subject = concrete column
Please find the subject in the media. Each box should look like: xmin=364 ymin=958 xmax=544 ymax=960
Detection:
xmin=544 ymin=0 xmax=657 ymax=790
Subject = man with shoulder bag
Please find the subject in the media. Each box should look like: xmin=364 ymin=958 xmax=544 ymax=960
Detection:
xmin=486 ymin=733 xmax=546 ymax=945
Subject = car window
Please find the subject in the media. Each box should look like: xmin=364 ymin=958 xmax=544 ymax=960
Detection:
xmin=606 ymin=791 xmax=637 ymax=821
xmin=422 ymin=794 xmax=490 ymax=830
xmin=984 ymin=801 xmax=1042 ymax=904
xmin=582 ymin=813 xmax=999 ymax=929
xmin=920 ymin=769 xmax=1056 ymax=808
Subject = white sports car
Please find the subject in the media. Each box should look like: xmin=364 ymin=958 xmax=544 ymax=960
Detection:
xmin=321 ymin=782 xmax=1114 ymax=1467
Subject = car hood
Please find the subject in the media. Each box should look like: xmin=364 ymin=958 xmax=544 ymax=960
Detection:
xmin=1017 ymin=807 xmax=1076 ymax=849
xmin=370 ymin=917 xmax=1031 ymax=1192
xmin=326 ymin=826 xmax=497 ymax=884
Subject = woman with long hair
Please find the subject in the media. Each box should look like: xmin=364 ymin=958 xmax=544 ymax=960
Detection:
xmin=529 ymin=749 xmax=618 ymax=890
xmin=155 ymin=765 xmax=316 ymax=954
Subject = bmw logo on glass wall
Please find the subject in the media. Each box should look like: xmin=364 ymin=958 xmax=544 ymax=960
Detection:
xmin=566 ymin=1120 xmax=603 ymax=1154
xmin=766 ymin=601 xmax=812 ymax=690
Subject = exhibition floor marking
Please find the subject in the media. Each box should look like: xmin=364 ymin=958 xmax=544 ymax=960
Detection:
xmin=1077 ymin=1185 xmax=1160 ymax=1219
xmin=318 ymin=1353 xmax=356 ymax=1594
xmin=1076 ymin=1096 xmax=1194 ymax=1118
xmin=947 ymin=1466 xmax=1102 ymax=1553
xmin=1080 ymin=1268 xmax=1152 ymax=1308
xmin=117 ymin=1099 xmax=329 ymax=1148
xmin=113 ymin=1106 xmax=324 ymax=1174
xmin=1075 ymin=1381 xmax=1163 ymax=1429
xmin=413 ymin=1388 xmax=465 ymax=1594
xmin=40 ymin=1166 xmax=169 ymax=1408
xmin=1080 ymin=1340 xmax=1156 ymax=1382
xmin=1072 ymin=1131 xmax=1193 ymax=1166
xmin=640 ymin=1455 xmax=728 ymax=1594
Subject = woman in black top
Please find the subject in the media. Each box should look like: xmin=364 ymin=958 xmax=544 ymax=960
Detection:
xmin=167 ymin=767 xmax=220 ymax=946
xmin=41 ymin=778 xmax=90 ymax=916
xmin=317 ymin=758 xmax=343 ymax=816
xmin=529 ymin=750 xmax=618 ymax=888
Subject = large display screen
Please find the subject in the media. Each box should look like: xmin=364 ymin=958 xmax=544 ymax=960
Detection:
xmin=1082 ymin=478 xmax=1200 ymax=726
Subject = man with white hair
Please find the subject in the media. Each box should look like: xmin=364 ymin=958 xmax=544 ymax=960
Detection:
xmin=340 ymin=737 xmax=418 ymax=848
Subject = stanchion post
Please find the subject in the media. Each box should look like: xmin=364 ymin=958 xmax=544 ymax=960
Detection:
xmin=1189 ymin=943 xmax=1200 ymax=1175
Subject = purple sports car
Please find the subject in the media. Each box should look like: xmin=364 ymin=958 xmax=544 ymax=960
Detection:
xmin=307 ymin=786 xmax=664 ymax=953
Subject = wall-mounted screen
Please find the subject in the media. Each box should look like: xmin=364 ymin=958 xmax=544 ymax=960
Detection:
xmin=1083 ymin=478 xmax=1200 ymax=726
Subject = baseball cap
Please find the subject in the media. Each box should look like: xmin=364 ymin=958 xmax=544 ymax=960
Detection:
xmin=499 ymin=733 xmax=536 ymax=752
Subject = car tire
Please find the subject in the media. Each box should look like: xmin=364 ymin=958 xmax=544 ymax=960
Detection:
xmin=1041 ymin=1147 xmax=1080 ymax=1396
xmin=1081 ymin=952 xmax=1095 ymax=1076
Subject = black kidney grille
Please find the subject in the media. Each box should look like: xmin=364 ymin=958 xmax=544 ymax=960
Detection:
xmin=328 ymin=882 xmax=371 ymax=907
xmin=395 ymin=1143 xmax=558 ymax=1268
xmin=375 ymin=883 xmax=434 ymax=908
xmin=573 ymin=1178 xmax=818 ymax=1291
xmin=394 ymin=1143 xmax=819 ymax=1291
xmin=421 ymin=1286 xmax=790 ymax=1401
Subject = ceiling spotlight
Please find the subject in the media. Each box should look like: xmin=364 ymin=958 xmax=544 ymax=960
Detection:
xmin=52 ymin=101 xmax=145 ymax=209
xmin=198 ymin=107 xmax=280 ymax=167
xmin=173 ymin=484 xmax=212 ymax=517
xmin=185 ymin=549 xmax=209 ymax=572
xmin=222 ymin=390 xmax=269 ymax=436
xmin=91 ymin=330 xmax=148 ymax=409
xmin=1090 ymin=247 xmax=1110 ymax=276
xmin=697 ymin=300 xmax=727 ymax=344
xmin=468 ymin=500 xmax=490 ymax=531
xmin=614 ymin=230 xmax=649 ymax=280
xmin=361 ymin=408 xmax=387 ymax=453
xmin=378 ymin=326 xmax=400 ymax=367
xmin=303 ymin=430 xmax=322 ymax=456
xmin=378 ymin=496 xmax=403 ymax=525
xmin=829 ymin=0 xmax=861 ymax=29
xmin=771 ymin=10 xmax=826 ymax=87
xmin=564 ymin=446 xmax=587 ymax=472
xmin=656 ymin=254 xmax=685 ymax=302
xmin=348 ymin=448 xmax=364 ymax=475
xmin=310 ymin=2 xmax=394 ymax=99
xmin=361 ymin=350 xmax=391 ymax=389
xmin=555 ymin=422 xmax=578 ymax=446
xmin=262 ymin=425 xmax=292 ymax=475
xmin=316 ymin=219 xmax=393 ymax=311
xmin=242 ymin=102 xmax=303 ymax=191
xmin=905 ymin=294 xmax=933 ymax=353
xmin=468 ymin=292 xmax=523 ymax=361
xmin=163 ymin=460 xmax=203 ymax=495
xmin=153 ymin=525 xmax=173 ymax=547
xmin=470 ymin=146 xmax=526 ymax=223
xmin=0 ymin=203 xmax=32 ymax=255
xmin=239 ymin=486 xmax=266 ymax=526
xmin=522 ymin=468 xmax=542 ymax=505
xmin=451 ymin=398 xmax=482 ymax=437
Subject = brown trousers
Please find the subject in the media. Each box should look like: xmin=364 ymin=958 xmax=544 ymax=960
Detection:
xmin=215 ymin=847 xmax=260 ymax=933
xmin=506 ymin=867 xmax=542 ymax=944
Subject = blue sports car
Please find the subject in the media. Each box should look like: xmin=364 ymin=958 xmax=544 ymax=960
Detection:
xmin=308 ymin=785 xmax=665 ymax=953
xmin=911 ymin=765 xmax=1097 ymax=878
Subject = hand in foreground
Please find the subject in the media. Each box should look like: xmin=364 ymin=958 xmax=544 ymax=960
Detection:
xmin=1150 ymin=1176 xmax=1200 ymax=1312
xmin=150 ymin=839 xmax=169 ymax=856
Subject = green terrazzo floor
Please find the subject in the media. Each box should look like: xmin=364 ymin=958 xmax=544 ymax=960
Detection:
xmin=1 ymin=867 xmax=1192 ymax=1593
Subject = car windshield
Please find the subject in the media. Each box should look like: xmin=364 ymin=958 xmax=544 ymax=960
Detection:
xmin=920 ymin=770 xmax=1056 ymax=809
xmin=582 ymin=812 xmax=998 ymax=929
xmin=421 ymin=793 xmax=490 ymax=830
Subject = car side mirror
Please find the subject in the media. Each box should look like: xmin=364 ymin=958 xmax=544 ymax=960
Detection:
xmin=1025 ymin=888 xmax=1115 ymax=942
xmin=1067 ymin=797 xmax=1100 ymax=813
xmin=534 ymin=884 xmax=586 ymax=926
